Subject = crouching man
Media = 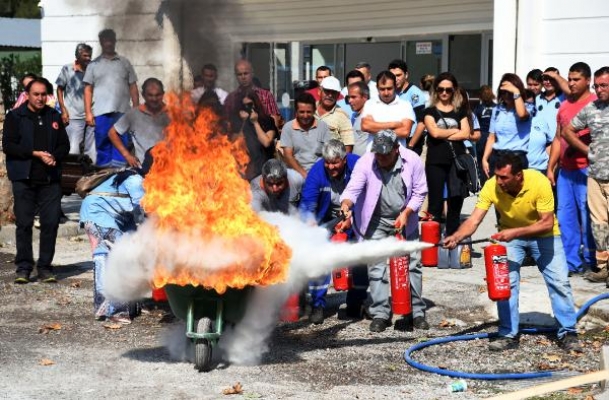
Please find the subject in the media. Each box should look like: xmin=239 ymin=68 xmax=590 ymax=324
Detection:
xmin=340 ymin=130 xmax=428 ymax=332
xmin=299 ymin=139 xmax=367 ymax=324
xmin=443 ymin=152 xmax=581 ymax=352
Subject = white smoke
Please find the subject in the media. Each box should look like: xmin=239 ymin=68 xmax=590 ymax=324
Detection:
xmin=104 ymin=212 xmax=431 ymax=365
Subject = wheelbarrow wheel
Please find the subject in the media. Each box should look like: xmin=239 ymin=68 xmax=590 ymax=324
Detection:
xmin=195 ymin=317 xmax=212 ymax=372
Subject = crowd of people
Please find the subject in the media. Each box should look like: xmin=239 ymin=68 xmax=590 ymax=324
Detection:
xmin=3 ymin=27 xmax=609 ymax=352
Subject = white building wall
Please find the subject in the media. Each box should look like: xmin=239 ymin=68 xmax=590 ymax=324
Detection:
xmin=41 ymin=0 xmax=493 ymax=93
xmin=508 ymin=0 xmax=609 ymax=86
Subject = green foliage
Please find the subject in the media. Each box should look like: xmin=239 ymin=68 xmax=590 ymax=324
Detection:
xmin=0 ymin=0 xmax=41 ymax=18
xmin=0 ymin=52 xmax=41 ymax=108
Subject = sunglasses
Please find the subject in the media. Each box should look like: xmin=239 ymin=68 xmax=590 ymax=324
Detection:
xmin=436 ymin=87 xmax=454 ymax=94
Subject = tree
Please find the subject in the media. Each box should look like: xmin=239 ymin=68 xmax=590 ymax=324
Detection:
xmin=0 ymin=0 xmax=41 ymax=18
xmin=0 ymin=53 xmax=41 ymax=109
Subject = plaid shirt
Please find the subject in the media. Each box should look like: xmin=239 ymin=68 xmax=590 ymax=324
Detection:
xmin=225 ymin=86 xmax=280 ymax=118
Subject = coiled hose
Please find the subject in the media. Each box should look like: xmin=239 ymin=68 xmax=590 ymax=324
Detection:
xmin=403 ymin=292 xmax=609 ymax=380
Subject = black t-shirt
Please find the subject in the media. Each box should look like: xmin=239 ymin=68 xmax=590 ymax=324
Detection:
xmin=231 ymin=115 xmax=277 ymax=181
xmin=424 ymin=106 xmax=468 ymax=165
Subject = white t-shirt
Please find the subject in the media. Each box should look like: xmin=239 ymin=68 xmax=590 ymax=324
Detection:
xmin=361 ymin=96 xmax=416 ymax=147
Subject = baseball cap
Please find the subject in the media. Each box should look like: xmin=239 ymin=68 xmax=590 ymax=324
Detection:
xmin=371 ymin=130 xmax=397 ymax=155
xmin=320 ymin=76 xmax=342 ymax=92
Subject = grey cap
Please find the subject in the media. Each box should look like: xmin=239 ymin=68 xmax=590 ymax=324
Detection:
xmin=371 ymin=130 xmax=397 ymax=155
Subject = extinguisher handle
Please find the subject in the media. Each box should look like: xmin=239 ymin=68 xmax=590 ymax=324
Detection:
xmin=320 ymin=212 xmax=348 ymax=233
xmin=434 ymin=237 xmax=492 ymax=247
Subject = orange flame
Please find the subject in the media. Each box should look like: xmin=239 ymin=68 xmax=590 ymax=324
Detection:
xmin=142 ymin=93 xmax=291 ymax=293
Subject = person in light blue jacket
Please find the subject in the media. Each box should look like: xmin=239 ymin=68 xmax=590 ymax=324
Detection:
xmin=299 ymin=139 xmax=367 ymax=324
xmin=80 ymin=149 xmax=152 ymax=324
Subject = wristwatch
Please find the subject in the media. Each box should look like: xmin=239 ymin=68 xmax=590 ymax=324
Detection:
xmin=513 ymin=93 xmax=521 ymax=100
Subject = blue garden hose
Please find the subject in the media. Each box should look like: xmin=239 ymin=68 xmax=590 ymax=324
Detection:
xmin=403 ymin=292 xmax=609 ymax=380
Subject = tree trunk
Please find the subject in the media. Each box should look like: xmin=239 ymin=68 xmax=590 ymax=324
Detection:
xmin=0 ymin=94 xmax=15 ymax=225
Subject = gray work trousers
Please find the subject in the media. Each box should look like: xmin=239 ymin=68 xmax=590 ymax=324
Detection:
xmin=367 ymin=221 xmax=425 ymax=320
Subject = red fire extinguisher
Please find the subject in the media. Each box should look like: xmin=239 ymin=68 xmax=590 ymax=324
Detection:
xmin=152 ymin=287 xmax=168 ymax=302
xmin=483 ymin=243 xmax=511 ymax=301
xmin=280 ymin=293 xmax=300 ymax=322
xmin=389 ymin=232 xmax=412 ymax=315
xmin=331 ymin=230 xmax=352 ymax=291
xmin=421 ymin=220 xmax=441 ymax=267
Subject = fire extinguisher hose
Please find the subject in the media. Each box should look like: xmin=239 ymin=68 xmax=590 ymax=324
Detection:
xmin=403 ymin=292 xmax=609 ymax=380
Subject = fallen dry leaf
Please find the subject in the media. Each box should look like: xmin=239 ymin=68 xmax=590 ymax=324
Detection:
xmin=536 ymin=338 xmax=551 ymax=346
xmin=38 ymin=323 xmax=62 ymax=334
xmin=537 ymin=362 xmax=552 ymax=371
xmin=102 ymin=323 xmax=122 ymax=330
xmin=477 ymin=286 xmax=487 ymax=293
xmin=70 ymin=281 xmax=81 ymax=288
xmin=439 ymin=320 xmax=455 ymax=328
xmin=39 ymin=358 xmax=55 ymax=366
xmin=567 ymin=387 xmax=584 ymax=395
xmin=542 ymin=354 xmax=562 ymax=362
xmin=584 ymin=395 xmax=595 ymax=400
xmin=222 ymin=382 xmax=243 ymax=395
xmin=592 ymin=341 xmax=603 ymax=349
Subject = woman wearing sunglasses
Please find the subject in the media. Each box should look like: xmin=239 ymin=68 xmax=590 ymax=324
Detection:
xmin=423 ymin=72 xmax=472 ymax=236
xmin=481 ymin=73 xmax=533 ymax=178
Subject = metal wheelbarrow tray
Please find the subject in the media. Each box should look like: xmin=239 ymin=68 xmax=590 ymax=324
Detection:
xmin=164 ymin=284 xmax=252 ymax=371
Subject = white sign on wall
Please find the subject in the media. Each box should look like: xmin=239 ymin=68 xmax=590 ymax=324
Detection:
xmin=416 ymin=42 xmax=432 ymax=55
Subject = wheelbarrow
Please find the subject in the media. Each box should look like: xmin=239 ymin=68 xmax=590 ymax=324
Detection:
xmin=164 ymin=284 xmax=252 ymax=371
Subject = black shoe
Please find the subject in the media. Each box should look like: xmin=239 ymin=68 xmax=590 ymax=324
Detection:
xmin=488 ymin=336 xmax=519 ymax=351
xmin=568 ymin=270 xmax=584 ymax=277
xmin=37 ymin=270 xmax=57 ymax=283
xmin=413 ymin=316 xmax=430 ymax=330
xmin=309 ymin=306 xmax=324 ymax=325
xmin=369 ymin=318 xmax=391 ymax=333
xmin=558 ymin=334 xmax=583 ymax=353
xmin=14 ymin=271 xmax=30 ymax=284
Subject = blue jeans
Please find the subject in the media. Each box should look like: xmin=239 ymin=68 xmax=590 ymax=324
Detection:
xmin=557 ymin=167 xmax=596 ymax=271
xmin=497 ymin=236 xmax=577 ymax=339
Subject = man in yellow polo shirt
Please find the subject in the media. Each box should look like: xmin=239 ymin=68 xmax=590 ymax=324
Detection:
xmin=443 ymin=153 xmax=580 ymax=352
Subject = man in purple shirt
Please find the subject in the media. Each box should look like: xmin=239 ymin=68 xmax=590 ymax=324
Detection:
xmin=340 ymin=130 xmax=428 ymax=332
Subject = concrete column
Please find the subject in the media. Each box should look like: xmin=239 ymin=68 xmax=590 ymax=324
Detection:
xmin=515 ymin=0 xmax=544 ymax=78
xmin=492 ymin=0 xmax=518 ymax=88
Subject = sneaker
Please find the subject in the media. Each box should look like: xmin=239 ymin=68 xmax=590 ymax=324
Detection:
xmin=309 ymin=306 xmax=324 ymax=325
xmin=488 ymin=336 xmax=519 ymax=351
xmin=108 ymin=313 xmax=131 ymax=325
xmin=413 ymin=316 xmax=430 ymax=330
xmin=559 ymin=334 xmax=583 ymax=353
xmin=369 ymin=318 xmax=391 ymax=333
xmin=584 ymin=268 xmax=608 ymax=283
xmin=37 ymin=270 xmax=57 ymax=283
xmin=14 ymin=271 xmax=30 ymax=284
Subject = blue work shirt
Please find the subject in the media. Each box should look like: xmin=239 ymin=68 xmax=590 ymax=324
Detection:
xmin=527 ymin=115 xmax=554 ymax=172
xmin=398 ymin=84 xmax=426 ymax=136
xmin=535 ymin=92 xmax=565 ymax=137
xmin=490 ymin=102 xmax=534 ymax=152
xmin=80 ymin=172 xmax=145 ymax=231
xmin=299 ymin=153 xmax=360 ymax=224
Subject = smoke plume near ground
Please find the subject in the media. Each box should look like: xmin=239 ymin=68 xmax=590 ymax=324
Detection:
xmin=104 ymin=212 xmax=431 ymax=365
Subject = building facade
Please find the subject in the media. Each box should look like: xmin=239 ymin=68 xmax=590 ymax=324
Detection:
xmin=40 ymin=0 xmax=609 ymax=104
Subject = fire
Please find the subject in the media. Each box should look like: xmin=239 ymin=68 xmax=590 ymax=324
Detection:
xmin=142 ymin=93 xmax=291 ymax=293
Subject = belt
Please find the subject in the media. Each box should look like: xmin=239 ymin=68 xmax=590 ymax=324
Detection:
xmin=88 ymin=192 xmax=130 ymax=198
